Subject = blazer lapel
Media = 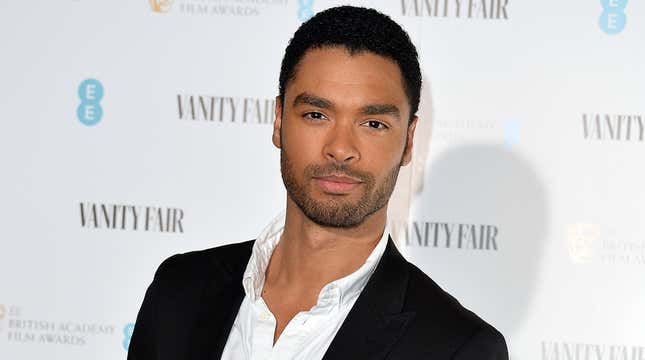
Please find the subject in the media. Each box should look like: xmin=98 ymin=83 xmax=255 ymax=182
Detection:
xmin=323 ymin=236 xmax=415 ymax=360
xmin=189 ymin=242 xmax=253 ymax=360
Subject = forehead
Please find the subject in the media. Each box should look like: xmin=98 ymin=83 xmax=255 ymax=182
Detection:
xmin=286 ymin=47 xmax=409 ymax=112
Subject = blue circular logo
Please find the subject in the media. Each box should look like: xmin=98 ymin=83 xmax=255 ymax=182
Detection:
xmin=600 ymin=0 xmax=628 ymax=11
xmin=123 ymin=323 xmax=135 ymax=350
xmin=298 ymin=0 xmax=314 ymax=21
xmin=599 ymin=0 xmax=627 ymax=35
xmin=77 ymin=78 xmax=104 ymax=126
xmin=599 ymin=10 xmax=627 ymax=34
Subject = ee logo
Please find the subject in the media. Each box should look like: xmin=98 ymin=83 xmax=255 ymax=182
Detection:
xmin=599 ymin=0 xmax=627 ymax=35
xmin=123 ymin=323 xmax=134 ymax=350
xmin=77 ymin=78 xmax=104 ymax=126
xmin=298 ymin=0 xmax=314 ymax=21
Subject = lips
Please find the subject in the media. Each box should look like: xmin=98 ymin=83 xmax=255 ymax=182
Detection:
xmin=313 ymin=175 xmax=363 ymax=194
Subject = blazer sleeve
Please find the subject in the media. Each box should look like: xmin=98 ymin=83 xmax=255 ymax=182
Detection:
xmin=452 ymin=325 xmax=509 ymax=360
xmin=127 ymin=255 xmax=178 ymax=360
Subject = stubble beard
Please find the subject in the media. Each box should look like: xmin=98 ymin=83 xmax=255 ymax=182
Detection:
xmin=280 ymin=147 xmax=401 ymax=228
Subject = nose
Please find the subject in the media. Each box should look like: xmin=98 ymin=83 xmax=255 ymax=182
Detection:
xmin=322 ymin=121 xmax=360 ymax=164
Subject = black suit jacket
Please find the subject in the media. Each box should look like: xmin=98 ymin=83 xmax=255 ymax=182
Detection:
xmin=128 ymin=237 xmax=508 ymax=359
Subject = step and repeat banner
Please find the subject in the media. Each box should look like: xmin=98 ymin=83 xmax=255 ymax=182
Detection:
xmin=0 ymin=0 xmax=643 ymax=359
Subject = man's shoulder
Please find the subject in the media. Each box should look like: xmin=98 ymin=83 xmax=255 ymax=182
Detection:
xmin=402 ymin=261 xmax=481 ymax=324
xmin=152 ymin=239 xmax=255 ymax=286
xmin=399 ymin=260 xmax=507 ymax=356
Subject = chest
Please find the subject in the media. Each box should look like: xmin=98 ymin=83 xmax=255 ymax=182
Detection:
xmin=264 ymin=292 xmax=316 ymax=336
xmin=221 ymin=294 xmax=354 ymax=360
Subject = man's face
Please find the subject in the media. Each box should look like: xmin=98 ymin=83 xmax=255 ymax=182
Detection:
xmin=274 ymin=46 xmax=417 ymax=228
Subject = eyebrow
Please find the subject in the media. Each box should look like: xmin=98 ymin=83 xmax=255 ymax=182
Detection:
xmin=292 ymin=92 xmax=333 ymax=109
xmin=360 ymin=104 xmax=400 ymax=121
xmin=292 ymin=92 xmax=401 ymax=121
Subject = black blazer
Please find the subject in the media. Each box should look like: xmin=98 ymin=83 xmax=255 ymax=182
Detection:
xmin=128 ymin=237 xmax=508 ymax=359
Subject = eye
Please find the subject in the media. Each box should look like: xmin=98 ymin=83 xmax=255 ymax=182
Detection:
xmin=303 ymin=112 xmax=327 ymax=120
xmin=363 ymin=120 xmax=388 ymax=130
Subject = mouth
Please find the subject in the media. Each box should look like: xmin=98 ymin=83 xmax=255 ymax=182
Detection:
xmin=312 ymin=174 xmax=363 ymax=194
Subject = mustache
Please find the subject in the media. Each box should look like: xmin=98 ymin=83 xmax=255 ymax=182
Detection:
xmin=305 ymin=163 xmax=374 ymax=183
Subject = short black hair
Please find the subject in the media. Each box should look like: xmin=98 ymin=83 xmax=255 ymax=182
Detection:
xmin=278 ymin=6 xmax=422 ymax=124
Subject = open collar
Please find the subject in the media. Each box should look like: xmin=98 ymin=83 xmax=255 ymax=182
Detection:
xmin=322 ymin=236 xmax=415 ymax=360
xmin=242 ymin=211 xmax=390 ymax=310
xmin=188 ymin=234 xmax=413 ymax=360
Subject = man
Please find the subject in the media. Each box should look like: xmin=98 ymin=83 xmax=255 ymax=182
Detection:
xmin=128 ymin=6 xmax=508 ymax=360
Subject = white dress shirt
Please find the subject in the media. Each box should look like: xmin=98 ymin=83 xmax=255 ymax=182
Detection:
xmin=221 ymin=211 xmax=390 ymax=360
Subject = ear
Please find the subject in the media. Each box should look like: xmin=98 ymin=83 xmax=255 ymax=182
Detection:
xmin=400 ymin=116 xmax=418 ymax=166
xmin=272 ymin=95 xmax=283 ymax=149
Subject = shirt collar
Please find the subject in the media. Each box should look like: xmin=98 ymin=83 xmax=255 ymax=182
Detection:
xmin=242 ymin=211 xmax=390 ymax=309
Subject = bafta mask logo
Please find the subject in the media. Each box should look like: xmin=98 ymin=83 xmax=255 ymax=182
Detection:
xmin=567 ymin=223 xmax=600 ymax=264
xmin=150 ymin=0 xmax=173 ymax=13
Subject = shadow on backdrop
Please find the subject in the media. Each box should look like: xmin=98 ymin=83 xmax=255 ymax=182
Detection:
xmin=386 ymin=71 xmax=545 ymax=347
xmin=410 ymin=144 xmax=549 ymax=342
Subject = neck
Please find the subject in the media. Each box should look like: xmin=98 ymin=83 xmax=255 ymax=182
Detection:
xmin=264 ymin=196 xmax=388 ymax=295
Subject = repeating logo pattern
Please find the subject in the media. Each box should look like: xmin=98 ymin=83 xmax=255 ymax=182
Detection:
xmin=599 ymin=0 xmax=627 ymax=35
xmin=401 ymin=0 xmax=510 ymax=19
xmin=77 ymin=78 xmax=104 ymax=126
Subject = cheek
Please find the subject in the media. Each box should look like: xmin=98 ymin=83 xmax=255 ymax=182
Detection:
xmin=282 ymin=128 xmax=319 ymax=175
xmin=362 ymin=137 xmax=404 ymax=167
xmin=283 ymin=120 xmax=324 ymax=159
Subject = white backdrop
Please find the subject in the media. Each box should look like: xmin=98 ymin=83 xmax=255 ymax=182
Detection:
xmin=1 ymin=1 xmax=644 ymax=359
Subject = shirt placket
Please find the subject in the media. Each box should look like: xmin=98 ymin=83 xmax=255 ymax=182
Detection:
xmin=277 ymin=285 xmax=340 ymax=360
xmin=251 ymin=297 xmax=277 ymax=359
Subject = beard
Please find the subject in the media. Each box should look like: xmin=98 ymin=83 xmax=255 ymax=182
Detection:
xmin=280 ymin=147 xmax=401 ymax=228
